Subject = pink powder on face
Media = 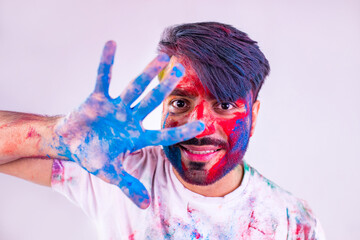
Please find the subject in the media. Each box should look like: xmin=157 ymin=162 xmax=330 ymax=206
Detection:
xmin=162 ymin=62 xmax=252 ymax=185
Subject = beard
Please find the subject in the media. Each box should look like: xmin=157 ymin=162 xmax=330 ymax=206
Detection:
xmin=163 ymin=133 xmax=250 ymax=186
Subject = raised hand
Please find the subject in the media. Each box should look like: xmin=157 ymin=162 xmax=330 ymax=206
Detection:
xmin=54 ymin=41 xmax=204 ymax=209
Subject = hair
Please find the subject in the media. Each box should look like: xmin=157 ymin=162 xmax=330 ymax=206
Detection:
xmin=158 ymin=22 xmax=270 ymax=102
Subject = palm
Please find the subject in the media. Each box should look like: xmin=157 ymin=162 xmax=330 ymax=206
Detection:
xmin=55 ymin=41 xmax=204 ymax=209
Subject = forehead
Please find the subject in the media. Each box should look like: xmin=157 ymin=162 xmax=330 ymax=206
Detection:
xmin=167 ymin=57 xmax=211 ymax=98
xmin=161 ymin=56 xmax=252 ymax=103
xmin=176 ymin=69 xmax=206 ymax=95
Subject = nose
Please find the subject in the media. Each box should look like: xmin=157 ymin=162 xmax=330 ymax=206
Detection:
xmin=189 ymin=102 xmax=216 ymax=138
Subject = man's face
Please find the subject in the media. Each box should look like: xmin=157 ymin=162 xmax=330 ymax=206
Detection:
xmin=161 ymin=59 xmax=257 ymax=185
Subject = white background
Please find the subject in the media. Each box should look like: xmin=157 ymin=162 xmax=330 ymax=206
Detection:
xmin=0 ymin=0 xmax=359 ymax=239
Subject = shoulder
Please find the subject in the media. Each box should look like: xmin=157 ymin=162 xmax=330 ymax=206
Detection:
xmin=244 ymin=163 xmax=325 ymax=238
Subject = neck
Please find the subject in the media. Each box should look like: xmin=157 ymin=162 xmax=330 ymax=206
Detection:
xmin=173 ymin=164 xmax=244 ymax=197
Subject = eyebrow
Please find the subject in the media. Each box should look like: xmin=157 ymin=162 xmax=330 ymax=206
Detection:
xmin=169 ymin=89 xmax=197 ymax=99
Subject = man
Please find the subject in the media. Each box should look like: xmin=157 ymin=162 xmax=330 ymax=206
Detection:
xmin=0 ymin=22 xmax=324 ymax=239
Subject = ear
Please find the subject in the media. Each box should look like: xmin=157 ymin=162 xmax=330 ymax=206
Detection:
xmin=250 ymin=100 xmax=260 ymax=137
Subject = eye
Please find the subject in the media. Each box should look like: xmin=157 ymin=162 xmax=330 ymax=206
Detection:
xmin=172 ymin=99 xmax=187 ymax=108
xmin=219 ymin=102 xmax=233 ymax=110
xmin=214 ymin=102 xmax=236 ymax=111
xmin=169 ymin=99 xmax=190 ymax=114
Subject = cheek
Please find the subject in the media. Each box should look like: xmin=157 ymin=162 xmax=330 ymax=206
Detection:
xmin=217 ymin=118 xmax=238 ymax=138
xmin=215 ymin=101 xmax=251 ymax=139
xmin=216 ymin=114 xmax=251 ymax=148
xmin=164 ymin=119 xmax=179 ymax=128
xmin=162 ymin=111 xmax=188 ymax=129
xmin=216 ymin=115 xmax=242 ymax=141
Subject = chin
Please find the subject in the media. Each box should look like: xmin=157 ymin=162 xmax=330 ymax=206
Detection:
xmin=182 ymin=170 xmax=220 ymax=186
xmin=181 ymin=162 xmax=236 ymax=186
xmin=163 ymin=144 xmax=244 ymax=186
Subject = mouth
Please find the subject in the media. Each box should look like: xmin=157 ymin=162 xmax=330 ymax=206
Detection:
xmin=179 ymin=144 xmax=224 ymax=163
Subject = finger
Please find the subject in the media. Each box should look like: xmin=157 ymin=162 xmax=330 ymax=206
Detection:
xmin=94 ymin=41 xmax=116 ymax=96
xmin=117 ymin=170 xmax=150 ymax=209
xmin=119 ymin=53 xmax=170 ymax=105
xmin=143 ymin=121 xmax=205 ymax=147
xmin=133 ymin=62 xmax=185 ymax=120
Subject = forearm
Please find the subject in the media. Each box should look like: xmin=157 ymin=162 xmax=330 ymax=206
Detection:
xmin=0 ymin=157 xmax=53 ymax=186
xmin=0 ymin=111 xmax=65 ymax=164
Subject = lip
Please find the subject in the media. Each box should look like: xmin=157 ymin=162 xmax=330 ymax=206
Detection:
xmin=180 ymin=144 xmax=224 ymax=162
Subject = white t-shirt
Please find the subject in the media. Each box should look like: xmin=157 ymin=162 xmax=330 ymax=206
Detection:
xmin=51 ymin=146 xmax=325 ymax=239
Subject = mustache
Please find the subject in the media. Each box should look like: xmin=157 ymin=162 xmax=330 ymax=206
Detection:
xmin=177 ymin=137 xmax=228 ymax=149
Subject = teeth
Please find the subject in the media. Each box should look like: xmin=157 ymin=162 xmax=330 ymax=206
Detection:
xmin=187 ymin=149 xmax=217 ymax=154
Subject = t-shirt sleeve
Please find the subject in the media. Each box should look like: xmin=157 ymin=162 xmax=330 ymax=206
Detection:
xmin=301 ymin=199 xmax=326 ymax=240
xmin=287 ymin=198 xmax=326 ymax=239
xmin=313 ymin=219 xmax=326 ymax=239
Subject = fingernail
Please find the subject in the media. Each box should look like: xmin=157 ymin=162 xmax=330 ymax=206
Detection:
xmin=157 ymin=53 xmax=170 ymax=62
xmin=172 ymin=63 xmax=185 ymax=78
xmin=196 ymin=121 xmax=205 ymax=131
xmin=105 ymin=40 xmax=116 ymax=48
xmin=102 ymin=41 xmax=116 ymax=64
